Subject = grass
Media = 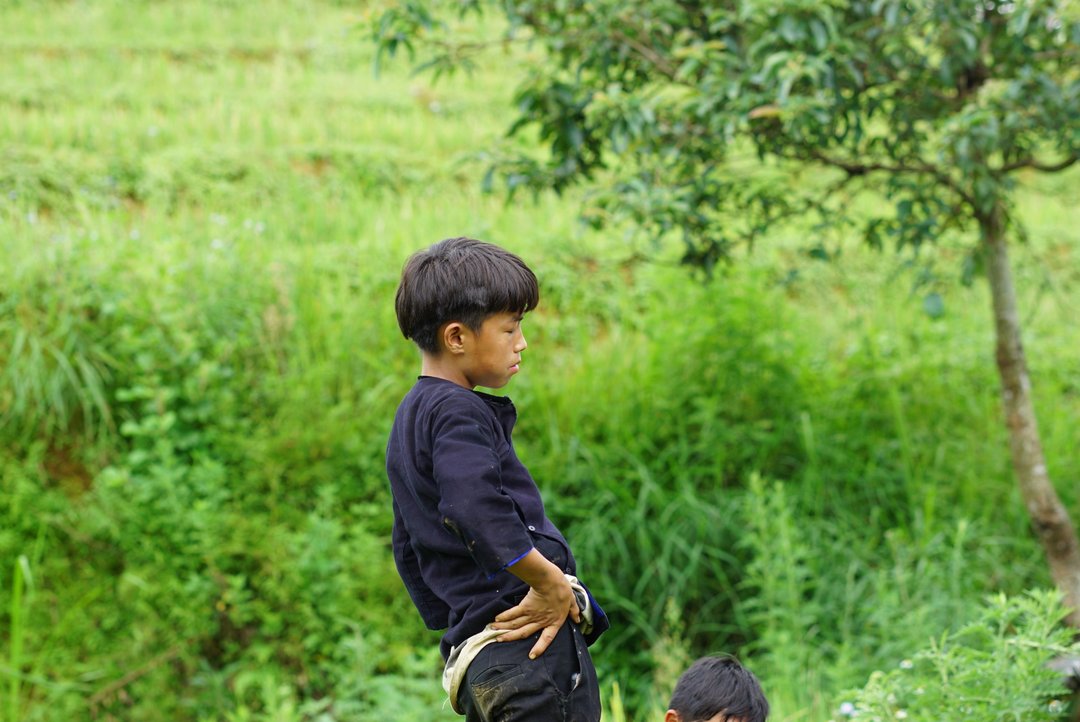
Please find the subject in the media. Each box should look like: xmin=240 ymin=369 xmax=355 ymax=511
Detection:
xmin=1 ymin=1 xmax=1079 ymax=720
xmin=5 ymin=556 xmax=30 ymax=722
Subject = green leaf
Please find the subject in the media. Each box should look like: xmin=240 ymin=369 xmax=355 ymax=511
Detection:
xmin=922 ymin=292 xmax=945 ymax=319
xmin=778 ymin=15 xmax=802 ymax=44
xmin=810 ymin=18 xmax=828 ymax=51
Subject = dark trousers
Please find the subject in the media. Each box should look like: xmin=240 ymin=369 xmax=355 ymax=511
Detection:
xmin=458 ymin=622 xmax=601 ymax=722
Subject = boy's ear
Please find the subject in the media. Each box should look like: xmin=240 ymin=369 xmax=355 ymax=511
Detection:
xmin=440 ymin=321 xmax=467 ymax=355
xmin=664 ymin=711 xmax=680 ymax=722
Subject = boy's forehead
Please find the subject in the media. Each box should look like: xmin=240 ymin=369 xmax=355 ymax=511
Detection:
xmin=488 ymin=310 xmax=525 ymax=321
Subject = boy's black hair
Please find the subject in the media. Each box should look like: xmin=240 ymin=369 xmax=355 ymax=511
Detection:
xmin=669 ymin=655 xmax=769 ymax=722
xmin=395 ymin=237 xmax=539 ymax=353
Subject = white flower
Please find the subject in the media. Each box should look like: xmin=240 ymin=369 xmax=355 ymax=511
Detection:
xmin=896 ymin=711 xmax=908 ymax=719
xmin=899 ymin=659 xmax=914 ymax=670
xmin=839 ymin=702 xmax=856 ymax=717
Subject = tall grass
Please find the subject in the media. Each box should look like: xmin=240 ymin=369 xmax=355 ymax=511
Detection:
xmin=5 ymin=556 xmax=30 ymax=722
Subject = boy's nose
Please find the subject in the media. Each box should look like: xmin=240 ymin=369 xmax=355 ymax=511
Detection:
xmin=516 ymin=333 xmax=528 ymax=352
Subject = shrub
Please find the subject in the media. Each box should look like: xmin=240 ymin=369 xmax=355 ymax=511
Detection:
xmin=839 ymin=590 xmax=1077 ymax=722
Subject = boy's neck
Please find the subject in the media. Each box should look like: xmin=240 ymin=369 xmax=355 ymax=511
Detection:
xmin=421 ymin=352 xmax=472 ymax=389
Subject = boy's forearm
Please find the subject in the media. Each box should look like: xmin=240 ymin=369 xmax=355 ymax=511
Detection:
xmin=507 ymin=548 xmax=567 ymax=591
xmin=497 ymin=547 xmax=580 ymax=657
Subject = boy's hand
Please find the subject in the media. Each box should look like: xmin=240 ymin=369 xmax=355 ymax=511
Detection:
xmin=493 ymin=549 xmax=582 ymax=659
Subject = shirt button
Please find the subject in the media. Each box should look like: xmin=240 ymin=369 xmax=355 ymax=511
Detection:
xmin=527 ymin=525 xmax=536 ymax=531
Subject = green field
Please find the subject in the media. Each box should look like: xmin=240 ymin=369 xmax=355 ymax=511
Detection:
xmin=3 ymin=2 xmax=1080 ymax=720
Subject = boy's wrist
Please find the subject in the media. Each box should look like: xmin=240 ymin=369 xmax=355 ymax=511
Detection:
xmin=507 ymin=548 xmax=565 ymax=590
xmin=531 ymin=566 xmax=569 ymax=593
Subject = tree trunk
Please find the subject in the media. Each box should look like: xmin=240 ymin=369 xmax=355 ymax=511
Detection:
xmin=982 ymin=203 xmax=1080 ymax=628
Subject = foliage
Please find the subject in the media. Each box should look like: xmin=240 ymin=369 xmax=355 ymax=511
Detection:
xmin=0 ymin=2 xmax=1078 ymax=721
xmin=372 ymin=0 xmax=1080 ymax=266
xmin=840 ymin=590 xmax=1077 ymax=722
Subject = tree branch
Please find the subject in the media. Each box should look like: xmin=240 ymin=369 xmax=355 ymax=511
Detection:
xmin=806 ymin=150 xmax=977 ymax=208
xmin=999 ymin=155 xmax=1079 ymax=174
xmin=735 ymin=173 xmax=859 ymax=251
xmin=425 ymin=34 xmax=532 ymax=54
xmin=609 ymin=29 xmax=678 ymax=80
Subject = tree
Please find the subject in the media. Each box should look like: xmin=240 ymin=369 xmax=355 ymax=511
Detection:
xmin=371 ymin=0 xmax=1080 ymax=622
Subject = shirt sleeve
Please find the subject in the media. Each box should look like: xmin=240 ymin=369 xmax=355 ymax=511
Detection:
xmin=392 ymin=498 xmax=452 ymax=630
xmin=431 ymin=398 xmax=534 ymax=577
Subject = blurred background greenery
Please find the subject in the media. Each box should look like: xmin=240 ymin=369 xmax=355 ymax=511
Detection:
xmin=1 ymin=1 xmax=1078 ymax=720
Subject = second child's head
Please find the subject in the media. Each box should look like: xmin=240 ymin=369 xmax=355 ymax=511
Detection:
xmin=665 ymin=656 xmax=769 ymax=722
xmin=396 ymin=237 xmax=539 ymax=389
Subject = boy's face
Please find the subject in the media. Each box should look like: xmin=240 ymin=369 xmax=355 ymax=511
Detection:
xmin=459 ymin=311 xmax=528 ymax=389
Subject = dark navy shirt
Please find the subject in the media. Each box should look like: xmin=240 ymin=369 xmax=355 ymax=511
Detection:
xmin=386 ymin=376 xmax=577 ymax=659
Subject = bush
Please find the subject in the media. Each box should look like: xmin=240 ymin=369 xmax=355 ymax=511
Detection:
xmin=839 ymin=590 xmax=1077 ymax=722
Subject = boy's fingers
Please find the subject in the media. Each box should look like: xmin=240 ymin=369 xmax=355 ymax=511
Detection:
xmin=494 ymin=601 xmax=537 ymax=625
xmin=493 ymin=608 xmax=520 ymax=624
xmin=493 ymin=608 xmax=542 ymax=629
xmin=495 ymin=623 xmax=539 ymax=642
xmin=528 ymin=625 xmax=559 ymax=659
xmin=492 ymin=618 xmax=531 ymax=632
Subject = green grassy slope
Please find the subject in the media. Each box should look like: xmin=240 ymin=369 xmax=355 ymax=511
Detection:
xmin=2 ymin=2 xmax=1078 ymax=720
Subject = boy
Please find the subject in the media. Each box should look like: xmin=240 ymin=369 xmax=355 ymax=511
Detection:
xmin=386 ymin=237 xmax=609 ymax=722
xmin=665 ymin=656 xmax=769 ymax=722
